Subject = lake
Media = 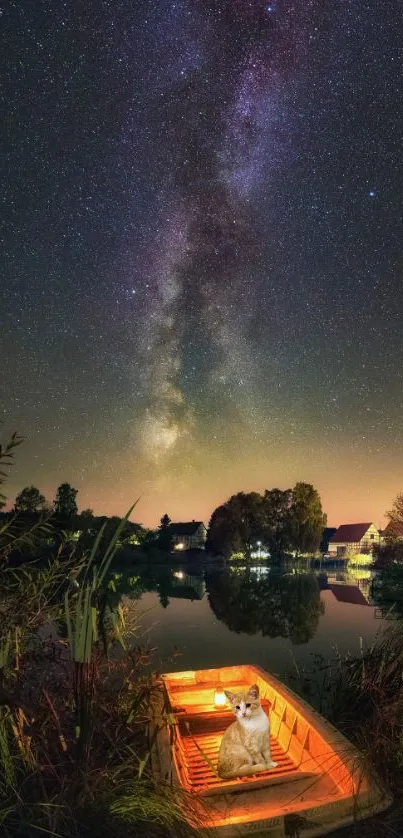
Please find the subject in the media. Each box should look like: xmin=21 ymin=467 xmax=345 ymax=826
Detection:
xmin=114 ymin=563 xmax=385 ymax=685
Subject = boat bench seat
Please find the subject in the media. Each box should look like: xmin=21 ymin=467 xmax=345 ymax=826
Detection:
xmin=172 ymin=706 xmax=316 ymax=797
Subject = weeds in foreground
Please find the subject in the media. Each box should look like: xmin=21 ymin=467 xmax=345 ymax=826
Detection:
xmin=288 ymin=620 xmax=403 ymax=836
xmin=0 ymin=526 xmax=200 ymax=837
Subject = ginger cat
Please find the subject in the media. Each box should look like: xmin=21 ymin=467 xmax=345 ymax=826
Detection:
xmin=217 ymin=684 xmax=278 ymax=779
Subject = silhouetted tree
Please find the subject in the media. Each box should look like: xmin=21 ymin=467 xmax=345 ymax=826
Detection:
xmin=386 ymin=492 xmax=403 ymax=539
xmin=208 ymin=484 xmax=327 ymax=559
xmin=15 ymin=485 xmax=46 ymax=514
xmin=54 ymin=483 xmax=78 ymax=518
xmin=262 ymin=488 xmax=292 ymax=560
xmin=158 ymin=513 xmax=172 ymax=551
xmin=373 ymin=541 xmax=403 ymax=569
xmin=207 ymin=492 xmax=265 ymax=559
xmin=289 ymin=482 xmax=326 ymax=555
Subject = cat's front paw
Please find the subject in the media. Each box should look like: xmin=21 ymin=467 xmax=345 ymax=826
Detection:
xmin=265 ymin=760 xmax=278 ymax=769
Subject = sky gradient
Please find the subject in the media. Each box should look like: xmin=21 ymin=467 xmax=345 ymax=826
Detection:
xmin=2 ymin=0 xmax=403 ymax=529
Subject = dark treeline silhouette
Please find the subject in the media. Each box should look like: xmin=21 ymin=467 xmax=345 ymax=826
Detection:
xmin=207 ymin=483 xmax=327 ymax=560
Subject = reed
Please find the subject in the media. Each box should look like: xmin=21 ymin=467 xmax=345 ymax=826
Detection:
xmin=289 ymin=618 xmax=403 ymax=836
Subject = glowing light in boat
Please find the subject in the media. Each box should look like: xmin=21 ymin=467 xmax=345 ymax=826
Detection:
xmin=214 ymin=686 xmax=227 ymax=708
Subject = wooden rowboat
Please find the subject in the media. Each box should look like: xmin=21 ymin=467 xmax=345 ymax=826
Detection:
xmin=151 ymin=664 xmax=391 ymax=837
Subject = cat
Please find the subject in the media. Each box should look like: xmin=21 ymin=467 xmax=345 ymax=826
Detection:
xmin=217 ymin=684 xmax=278 ymax=779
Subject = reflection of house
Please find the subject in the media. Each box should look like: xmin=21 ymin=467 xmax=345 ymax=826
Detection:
xmin=327 ymin=584 xmax=369 ymax=606
xmin=170 ymin=572 xmax=206 ymax=600
xmin=169 ymin=521 xmax=207 ymax=551
xmin=328 ymin=523 xmax=380 ymax=557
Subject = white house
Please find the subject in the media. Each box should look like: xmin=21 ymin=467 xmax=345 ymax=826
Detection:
xmin=328 ymin=523 xmax=380 ymax=558
xmin=169 ymin=521 xmax=207 ymax=551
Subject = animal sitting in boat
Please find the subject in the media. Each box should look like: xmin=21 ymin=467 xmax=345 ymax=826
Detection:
xmin=217 ymin=684 xmax=278 ymax=779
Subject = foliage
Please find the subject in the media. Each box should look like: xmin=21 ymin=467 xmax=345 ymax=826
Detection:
xmin=0 ymin=440 xmax=196 ymax=837
xmin=14 ymin=484 xmax=47 ymax=513
xmin=208 ymin=483 xmax=326 ymax=559
xmin=54 ymin=482 xmax=79 ymax=518
xmin=207 ymin=492 xmax=265 ymax=559
xmin=0 ymin=431 xmax=24 ymax=509
xmin=262 ymin=488 xmax=292 ymax=559
xmin=373 ymin=540 xmax=403 ymax=568
xmin=158 ymin=514 xmax=172 ymax=552
xmin=386 ymin=491 xmax=403 ymax=537
xmin=371 ymin=564 xmax=403 ymax=614
xmin=288 ymin=620 xmax=403 ymax=836
xmin=0 ymin=515 xmax=197 ymax=837
xmin=76 ymin=514 xmax=148 ymax=556
xmin=346 ymin=552 xmax=374 ymax=567
xmin=0 ymin=433 xmax=53 ymax=565
xmin=289 ymin=482 xmax=327 ymax=555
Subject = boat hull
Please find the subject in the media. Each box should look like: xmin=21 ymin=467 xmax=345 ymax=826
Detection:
xmin=151 ymin=664 xmax=391 ymax=837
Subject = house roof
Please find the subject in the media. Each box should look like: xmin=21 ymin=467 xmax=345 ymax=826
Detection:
xmin=383 ymin=519 xmax=403 ymax=538
xmin=328 ymin=584 xmax=369 ymax=606
xmin=329 ymin=523 xmax=374 ymax=544
xmin=168 ymin=521 xmax=205 ymax=536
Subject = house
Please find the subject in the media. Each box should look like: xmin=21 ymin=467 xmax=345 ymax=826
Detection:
xmin=381 ymin=520 xmax=403 ymax=541
xmin=328 ymin=523 xmax=380 ymax=558
xmin=168 ymin=521 xmax=207 ymax=551
xmin=321 ymin=527 xmax=337 ymax=553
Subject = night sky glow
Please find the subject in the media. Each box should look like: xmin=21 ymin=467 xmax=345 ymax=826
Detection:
xmin=2 ymin=1 xmax=403 ymax=528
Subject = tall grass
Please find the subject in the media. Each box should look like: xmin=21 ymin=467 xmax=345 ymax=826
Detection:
xmin=0 ymin=504 xmax=201 ymax=838
xmin=289 ymin=619 xmax=403 ymax=836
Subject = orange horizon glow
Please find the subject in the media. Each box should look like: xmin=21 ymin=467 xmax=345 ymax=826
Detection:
xmin=5 ymin=464 xmax=397 ymax=531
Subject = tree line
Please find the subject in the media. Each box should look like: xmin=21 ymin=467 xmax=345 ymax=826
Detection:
xmin=207 ymin=482 xmax=327 ymax=560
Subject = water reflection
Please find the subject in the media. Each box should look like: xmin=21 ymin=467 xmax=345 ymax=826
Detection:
xmin=205 ymin=567 xmax=325 ymax=644
xmin=105 ymin=563 xmax=390 ymax=677
xmin=107 ymin=563 xmax=385 ymax=648
xmin=108 ymin=566 xmax=206 ymax=609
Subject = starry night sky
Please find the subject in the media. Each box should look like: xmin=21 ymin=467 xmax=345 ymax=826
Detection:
xmin=2 ymin=0 xmax=403 ymax=528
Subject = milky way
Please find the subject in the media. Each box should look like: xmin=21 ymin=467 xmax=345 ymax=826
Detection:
xmin=2 ymin=0 xmax=403 ymax=526
xmin=136 ymin=0 xmax=326 ymax=466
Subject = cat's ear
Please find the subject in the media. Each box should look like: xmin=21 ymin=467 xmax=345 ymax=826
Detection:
xmin=224 ymin=690 xmax=236 ymax=703
xmin=248 ymin=684 xmax=259 ymax=700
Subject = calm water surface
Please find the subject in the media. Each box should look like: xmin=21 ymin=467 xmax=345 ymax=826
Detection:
xmin=117 ymin=564 xmax=385 ymax=683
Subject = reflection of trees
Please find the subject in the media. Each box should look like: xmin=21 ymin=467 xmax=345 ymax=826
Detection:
xmin=206 ymin=568 xmax=325 ymax=644
xmin=107 ymin=567 xmax=174 ymax=608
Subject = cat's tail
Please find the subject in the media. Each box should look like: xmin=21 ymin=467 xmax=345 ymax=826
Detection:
xmin=218 ymin=762 xmax=271 ymax=780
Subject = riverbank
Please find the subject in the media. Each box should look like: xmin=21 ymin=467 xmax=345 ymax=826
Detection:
xmin=1 ymin=544 xmax=401 ymax=836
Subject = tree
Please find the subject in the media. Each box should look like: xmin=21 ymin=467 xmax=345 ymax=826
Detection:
xmin=289 ymin=482 xmax=327 ymax=556
xmin=262 ymin=488 xmax=292 ymax=560
xmin=15 ymin=485 xmax=46 ymax=514
xmin=386 ymin=492 xmax=403 ymax=539
xmin=0 ymin=430 xmax=24 ymax=511
xmin=158 ymin=513 xmax=172 ymax=551
xmin=54 ymin=483 xmax=78 ymax=518
xmin=207 ymin=492 xmax=265 ymax=559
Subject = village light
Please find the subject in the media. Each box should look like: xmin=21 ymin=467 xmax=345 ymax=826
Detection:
xmin=175 ymin=542 xmax=185 ymax=551
xmin=214 ymin=685 xmax=227 ymax=708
